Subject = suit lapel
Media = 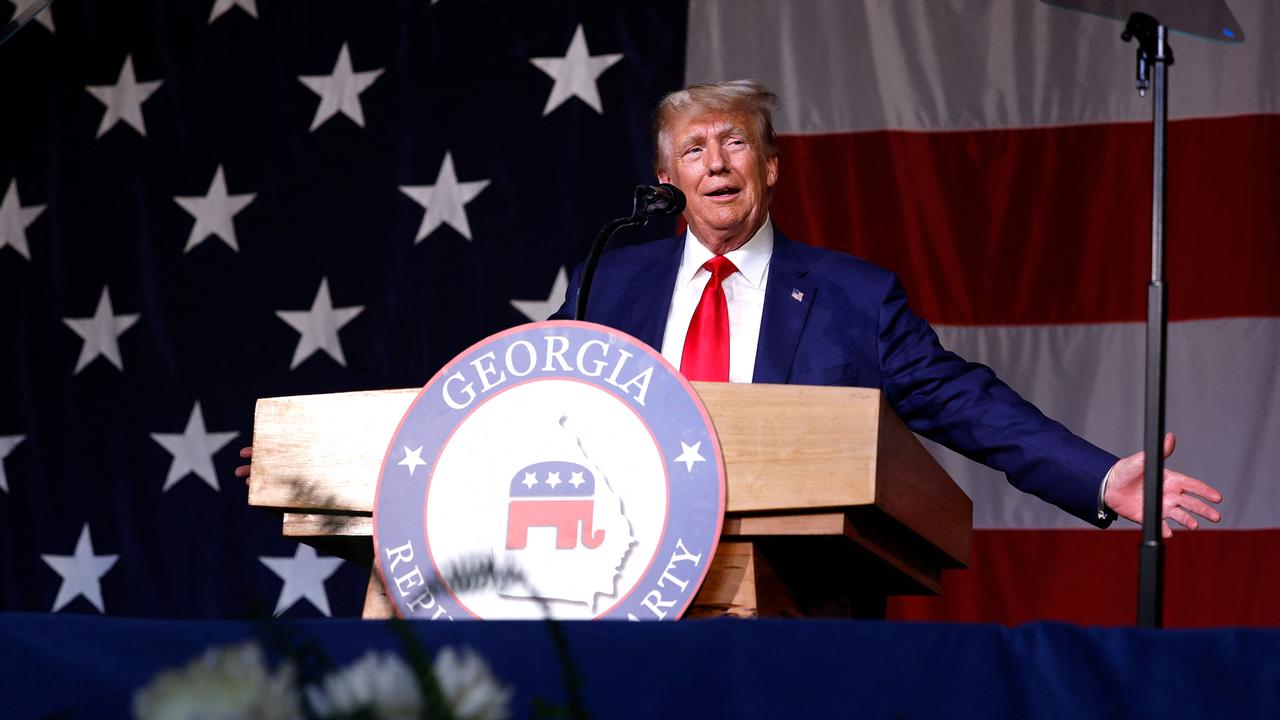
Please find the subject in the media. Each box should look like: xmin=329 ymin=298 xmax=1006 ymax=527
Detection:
xmin=600 ymin=236 xmax=683 ymax=351
xmin=753 ymin=231 xmax=815 ymax=384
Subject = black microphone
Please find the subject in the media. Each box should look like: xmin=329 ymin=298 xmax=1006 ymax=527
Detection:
xmin=633 ymin=183 xmax=685 ymax=219
xmin=575 ymin=183 xmax=687 ymax=321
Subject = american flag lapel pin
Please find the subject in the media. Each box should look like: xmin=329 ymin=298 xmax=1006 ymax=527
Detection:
xmin=791 ymin=288 xmax=805 ymax=302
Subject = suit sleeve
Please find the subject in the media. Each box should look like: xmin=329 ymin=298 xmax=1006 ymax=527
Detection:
xmin=875 ymin=273 xmax=1117 ymax=527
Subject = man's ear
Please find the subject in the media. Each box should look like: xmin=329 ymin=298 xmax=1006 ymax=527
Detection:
xmin=656 ymin=168 xmax=671 ymax=184
xmin=765 ymin=154 xmax=779 ymax=189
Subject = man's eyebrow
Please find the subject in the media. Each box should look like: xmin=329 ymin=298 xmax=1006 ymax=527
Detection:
xmin=679 ymin=124 xmax=745 ymax=143
xmin=713 ymin=123 xmax=748 ymax=140
xmin=676 ymin=129 xmax=707 ymax=147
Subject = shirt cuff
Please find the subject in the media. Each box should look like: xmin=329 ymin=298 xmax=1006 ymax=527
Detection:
xmin=1097 ymin=463 xmax=1118 ymax=523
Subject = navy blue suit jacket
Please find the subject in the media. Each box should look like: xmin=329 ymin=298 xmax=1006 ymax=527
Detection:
xmin=552 ymin=230 xmax=1117 ymax=527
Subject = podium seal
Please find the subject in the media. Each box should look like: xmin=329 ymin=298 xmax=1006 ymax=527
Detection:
xmin=373 ymin=320 xmax=725 ymax=620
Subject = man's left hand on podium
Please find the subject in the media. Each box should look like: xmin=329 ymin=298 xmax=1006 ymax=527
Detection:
xmin=234 ymin=446 xmax=252 ymax=485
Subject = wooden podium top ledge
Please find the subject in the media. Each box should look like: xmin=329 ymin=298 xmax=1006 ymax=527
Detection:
xmin=248 ymin=383 xmax=971 ymax=566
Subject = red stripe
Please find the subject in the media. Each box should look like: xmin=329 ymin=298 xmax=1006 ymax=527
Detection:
xmin=771 ymin=114 xmax=1280 ymax=325
xmin=886 ymin=529 xmax=1280 ymax=627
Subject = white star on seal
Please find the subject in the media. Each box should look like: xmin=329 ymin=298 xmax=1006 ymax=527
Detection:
xmin=151 ymin=401 xmax=239 ymax=492
xmin=398 ymin=446 xmax=426 ymax=476
xmin=42 ymin=524 xmax=119 ymax=613
xmin=0 ymin=179 xmax=46 ymax=261
xmin=0 ymin=434 xmax=25 ymax=493
xmin=63 ymin=287 xmax=140 ymax=374
xmin=260 ymin=544 xmax=344 ymax=617
xmin=400 ymin=152 xmax=490 ymax=243
xmin=276 ymin=277 xmax=364 ymax=370
xmin=173 ymin=165 xmax=256 ymax=253
xmin=674 ymin=441 xmax=706 ymax=472
xmin=530 ymin=24 xmax=623 ymax=116
xmin=85 ymin=54 xmax=163 ymax=139
xmin=511 ymin=267 xmax=569 ymax=322
xmin=522 ymin=471 xmax=538 ymax=489
xmin=568 ymin=471 xmax=585 ymax=488
xmin=545 ymin=471 xmax=562 ymax=488
xmin=298 ymin=43 xmax=384 ymax=131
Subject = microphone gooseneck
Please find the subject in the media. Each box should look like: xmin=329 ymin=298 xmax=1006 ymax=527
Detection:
xmin=574 ymin=184 xmax=687 ymax=322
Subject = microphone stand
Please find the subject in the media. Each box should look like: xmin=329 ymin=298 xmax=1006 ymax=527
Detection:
xmin=574 ymin=187 xmax=674 ymax=322
xmin=1122 ymin=12 xmax=1171 ymax=630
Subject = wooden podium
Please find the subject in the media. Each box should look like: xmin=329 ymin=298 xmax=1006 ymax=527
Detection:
xmin=247 ymin=383 xmax=971 ymax=619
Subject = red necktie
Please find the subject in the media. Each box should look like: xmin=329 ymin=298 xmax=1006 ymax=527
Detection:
xmin=681 ymin=255 xmax=738 ymax=382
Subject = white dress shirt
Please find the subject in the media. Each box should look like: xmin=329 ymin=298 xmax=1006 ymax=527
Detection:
xmin=660 ymin=219 xmax=774 ymax=383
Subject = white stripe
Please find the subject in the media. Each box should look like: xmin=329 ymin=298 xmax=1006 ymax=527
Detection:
xmin=924 ymin=317 xmax=1280 ymax=529
xmin=687 ymin=0 xmax=1279 ymax=134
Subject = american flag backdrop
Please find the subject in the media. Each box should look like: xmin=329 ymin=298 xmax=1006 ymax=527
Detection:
xmin=0 ymin=0 xmax=684 ymax=618
xmin=2 ymin=0 xmax=1278 ymax=626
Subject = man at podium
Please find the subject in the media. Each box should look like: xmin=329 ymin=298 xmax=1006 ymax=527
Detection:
xmin=549 ymin=80 xmax=1222 ymax=537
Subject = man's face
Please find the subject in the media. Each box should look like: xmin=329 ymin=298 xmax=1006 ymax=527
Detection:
xmin=657 ymin=111 xmax=778 ymax=255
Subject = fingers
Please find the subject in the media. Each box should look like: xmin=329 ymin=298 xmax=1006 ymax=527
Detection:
xmin=1122 ymin=433 xmax=1179 ymax=472
xmin=1169 ymin=492 xmax=1221 ymax=524
xmin=236 ymin=447 xmax=254 ymax=486
xmin=1162 ymin=471 xmax=1223 ymax=523
xmin=1161 ymin=520 xmax=1172 ymax=540
xmin=1166 ymin=507 xmax=1200 ymax=531
xmin=1166 ymin=470 xmax=1223 ymax=504
xmin=1125 ymin=432 xmax=1178 ymax=469
xmin=1154 ymin=477 xmax=1223 ymax=535
xmin=1160 ymin=487 xmax=1221 ymax=525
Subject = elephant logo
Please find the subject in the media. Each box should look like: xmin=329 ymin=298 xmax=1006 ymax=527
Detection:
xmin=506 ymin=461 xmax=606 ymax=550
xmin=491 ymin=415 xmax=638 ymax=612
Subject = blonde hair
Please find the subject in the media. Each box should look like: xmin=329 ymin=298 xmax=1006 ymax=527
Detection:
xmin=651 ymin=80 xmax=779 ymax=173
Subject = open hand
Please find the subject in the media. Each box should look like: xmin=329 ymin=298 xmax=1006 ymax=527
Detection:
xmin=1103 ymin=432 xmax=1223 ymax=538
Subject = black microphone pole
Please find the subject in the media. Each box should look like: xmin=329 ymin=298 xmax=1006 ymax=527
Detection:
xmin=1122 ymin=12 xmax=1170 ymax=630
xmin=575 ymin=184 xmax=685 ymax=321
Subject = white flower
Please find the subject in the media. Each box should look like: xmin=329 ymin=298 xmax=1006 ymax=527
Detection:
xmin=305 ymin=651 xmax=422 ymax=720
xmin=433 ymin=646 xmax=513 ymax=720
xmin=133 ymin=641 xmax=300 ymax=720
